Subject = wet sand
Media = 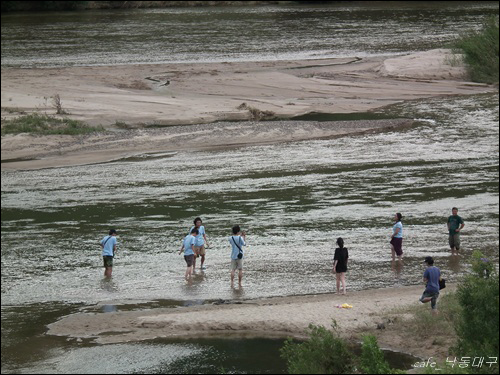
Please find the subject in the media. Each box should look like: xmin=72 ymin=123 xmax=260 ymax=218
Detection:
xmin=47 ymin=284 xmax=457 ymax=359
xmin=1 ymin=49 xmax=496 ymax=170
xmin=0 ymin=118 xmax=414 ymax=170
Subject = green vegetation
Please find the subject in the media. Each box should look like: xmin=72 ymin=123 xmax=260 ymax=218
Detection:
xmin=282 ymin=250 xmax=498 ymax=374
xmin=453 ymin=251 xmax=499 ymax=374
xmin=280 ymin=322 xmax=355 ymax=374
xmin=1 ymin=113 xmax=104 ymax=135
xmin=360 ymin=334 xmax=404 ymax=374
xmin=280 ymin=322 xmax=407 ymax=374
xmin=454 ymin=16 xmax=499 ymax=84
xmin=419 ymin=252 xmax=498 ymax=375
xmin=398 ymin=291 xmax=461 ymax=341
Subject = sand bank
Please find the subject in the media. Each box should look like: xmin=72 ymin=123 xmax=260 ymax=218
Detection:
xmin=1 ymin=49 xmax=495 ymax=170
xmin=47 ymin=284 xmax=456 ymax=348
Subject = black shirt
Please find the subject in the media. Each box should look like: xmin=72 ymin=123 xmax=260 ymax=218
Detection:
xmin=334 ymin=247 xmax=349 ymax=273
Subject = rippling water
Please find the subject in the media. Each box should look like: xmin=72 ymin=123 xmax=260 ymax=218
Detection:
xmin=1 ymin=2 xmax=498 ymax=67
xmin=2 ymin=94 xmax=498 ymax=308
xmin=1 ymin=3 xmax=499 ymax=373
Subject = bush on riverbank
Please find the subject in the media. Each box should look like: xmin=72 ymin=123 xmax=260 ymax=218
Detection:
xmin=280 ymin=322 xmax=355 ymax=374
xmin=280 ymin=322 xmax=404 ymax=374
xmin=453 ymin=16 xmax=499 ymax=84
xmin=453 ymin=252 xmax=499 ymax=374
xmin=1 ymin=113 xmax=104 ymax=135
xmin=282 ymin=250 xmax=499 ymax=374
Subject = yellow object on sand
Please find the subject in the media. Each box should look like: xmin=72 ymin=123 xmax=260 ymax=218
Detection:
xmin=341 ymin=303 xmax=353 ymax=309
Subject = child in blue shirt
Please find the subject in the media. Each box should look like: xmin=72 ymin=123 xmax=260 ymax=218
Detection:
xmin=179 ymin=228 xmax=198 ymax=281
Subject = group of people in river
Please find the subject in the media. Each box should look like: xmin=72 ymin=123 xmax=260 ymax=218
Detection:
xmin=99 ymin=207 xmax=465 ymax=314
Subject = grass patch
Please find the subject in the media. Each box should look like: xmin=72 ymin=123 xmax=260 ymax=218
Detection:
xmin=1 ymin=113 xmax=104 ymax=135
xmin=453 ymin=16 xmax=499 ymax=84
xmin=391 ymin=292 xmax=461 ymax=341
xmin=1 ymin=107 xmax=27 ymax=115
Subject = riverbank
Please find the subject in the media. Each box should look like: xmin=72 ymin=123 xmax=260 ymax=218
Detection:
xmin=47 ymin=284 xmax=457 ymax=361
xmin=1 ymin=49 xmax=496 ymax=170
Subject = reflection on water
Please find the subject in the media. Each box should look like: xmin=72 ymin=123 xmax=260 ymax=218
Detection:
xmin=447 ymin=255 xmax=463 ymax=274
xmin=391 ymin=259 xmax=404 ymax=283
xmin=100 ymin=278 xmax=119 ymax=293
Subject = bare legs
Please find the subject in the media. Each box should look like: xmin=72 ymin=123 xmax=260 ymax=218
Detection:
xmin=391 ymin=244 xmax=403 ymax=261
xmin=104 ymin=267 xmax=112 ymax=278
xmin=231 ymin=269 xmax=243 ymax=287
xmin=336 ymin=272 xmax=346 ymax=295
xmin=185 ymin=265 xmax=193 ymax=281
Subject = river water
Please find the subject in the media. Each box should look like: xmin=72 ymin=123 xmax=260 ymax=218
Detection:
xmin=1 ymin=2 xmax=499 ymax=67
xmin=1 ymin=2 xmax=499 ymax=374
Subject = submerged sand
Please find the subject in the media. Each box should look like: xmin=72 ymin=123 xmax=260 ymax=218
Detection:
xmin=1 ymin=49 xmax=496 ymax=170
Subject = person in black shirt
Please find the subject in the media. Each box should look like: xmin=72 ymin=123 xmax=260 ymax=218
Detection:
xmin=333 ymin=237 xmax=349 ymax=295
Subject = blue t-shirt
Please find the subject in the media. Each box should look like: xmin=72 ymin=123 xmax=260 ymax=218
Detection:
xmin=183 ymin=234 xmax=196 ymax=256
xmin=393 ymin=221 xmax=403 ymax=238
xmin=424 ymin=266 xmax=441 ymax=293
xmin=101 ymin=235 xmax=117 ymax=257
xmin=190 ymin=226 xmax=206 ymax=247
xmin=229 ymin=236 xmax=246 ymax=260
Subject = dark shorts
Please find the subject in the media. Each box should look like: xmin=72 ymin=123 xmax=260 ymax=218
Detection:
xmin=184 ymin=255 xmax=195 ymax=267
xmin=390 ymin=237 xmax=403 ymax=256
xmin=449 ymin=233 xmax=461 ymax=249
xmin=420 ymin=291 xmax=439 ymax=309
xmin=335 ymin=265 xmax=348 ymax=273
xmin=103 ymin=256 xmax=113 ymax=268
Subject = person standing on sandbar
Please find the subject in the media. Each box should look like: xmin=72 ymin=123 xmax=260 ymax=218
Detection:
xmin=333 ymin=237 xmax=349 ymax=295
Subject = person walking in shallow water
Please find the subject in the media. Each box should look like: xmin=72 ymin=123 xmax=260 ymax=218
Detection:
xmin=179 ymin=228 xmax=198 ymax=281
xmin=190 ymin=217 xmax=210 ymax=270
xmin=229 ymin=225 xmax=246 ymax=288
xmin=333 ymin=237 xmax=349 ymax=295
xmin=448 ymin=207 xmax=465 ymax=256
xmin=100 ymin=229 xmax=118 ymax=278
xmin=390 ymin=213 xmax=404 ymax=261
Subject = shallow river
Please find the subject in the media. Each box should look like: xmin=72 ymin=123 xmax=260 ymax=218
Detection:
xmin=1 ymin=2 xmax=499 ymax=67
xmin=2 ymin=93 xmax=498 ymax=373
xmin=1 ymin=2 xmax=499 ymax=374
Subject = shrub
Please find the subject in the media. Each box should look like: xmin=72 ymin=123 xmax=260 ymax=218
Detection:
xmin=280 ymin=322 xmax=355 ymax=374
xmin=1 ymin=113 xmax=104 ymax=135
xmin=454 ymin=16 xmax=499 ymax=84
xmin=453 ymin=251 xmax=499 ymax=374
xmin=470 ymin=250 xmax=494 ymax=279
xmin=360 ymin=334 xmax=404 ymax=374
